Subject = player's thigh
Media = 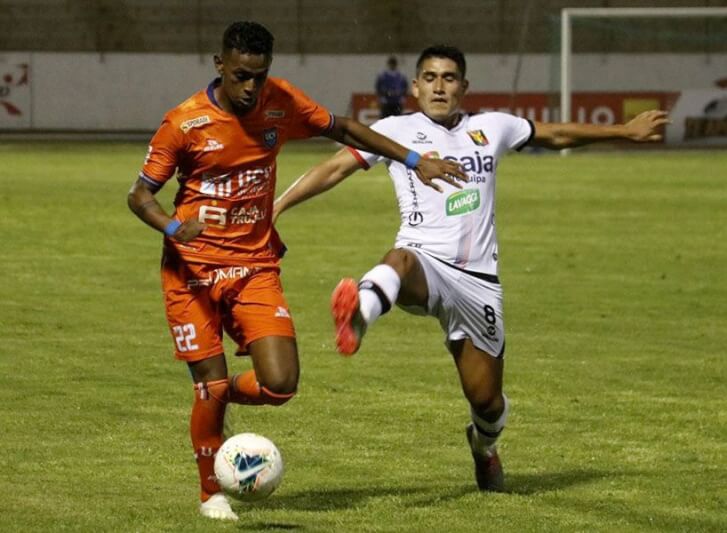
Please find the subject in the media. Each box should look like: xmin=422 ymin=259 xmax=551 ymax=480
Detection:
xmin=450 ymin=338 xmax=503 ymax=411
xmin=188 ymin=354 xmax=229 ymax=383
xmin=380 ymin=248 xmax=429 ymax=308
xmin=162 ymin=258 xmax=224 ymax=363
xmin=227 ymin=269 xmax=298 ymax=392
xmin=247 ymin=336 xmax=299 ymax=394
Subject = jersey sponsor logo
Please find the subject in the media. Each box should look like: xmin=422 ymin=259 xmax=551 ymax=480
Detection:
xmin=265 ymin=109 xmax=285 ymax=119
xmin=408 ymin=211 xmax=424 ymax=226
xmin=446 ymin=189 xmax=481 ymax=216
xmin=198 ymin=205 xmax=228 ymax=225
xmin=197 ymin=205 xmax=267 ymax=226
xmin=443 ymin=153 xmax=494 ymax=175
xmin=424 ymin=150 xmax=494 ymax=178
xmin=187 ymin=265 xmax=256 ymax=288
xmin=412 ymin=131 xmax=432 ymax=144
xmin=202 ymin=138 xmax=224 ymax=152
xmin=263 ymin=127 xmax=278 ymax=148
xmin=467 ymin=129 xmax=489 ymax=146
xmin=200 ymin=166 xmax=273 ymax=198
xmin=404 ymin=168 xmax=423 ymax=226
xmin=180 ymin=115 xmax=211 ymax=133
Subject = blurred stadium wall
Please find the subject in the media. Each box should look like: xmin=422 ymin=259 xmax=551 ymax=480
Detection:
xmin=0 ymin=0 xmax=725 ymax=137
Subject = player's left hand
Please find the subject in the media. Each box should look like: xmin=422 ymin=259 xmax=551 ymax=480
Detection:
xmin=625 ymin=110 xmax=671 ymax=142
xmin=415 ymin=158 xmax=468 ymax=193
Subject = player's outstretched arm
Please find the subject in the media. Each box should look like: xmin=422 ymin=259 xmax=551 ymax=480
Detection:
xmin=273 ymin=148 xmax=361 ymax=224
xmin=127 ymin=178 xmax=206 ymax=242
xmin=325 ymin=115 xmax=467 ymax=192
xmin=532 ymin=110 xmax=670 ymax=150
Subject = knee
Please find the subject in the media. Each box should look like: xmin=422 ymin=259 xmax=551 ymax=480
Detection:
xmin=258 ymin=375 xmax=297 ymax=406
xmin=381 ymin=248 xmax=416 ymax=277
xmin=466 ymin=389 xmax=504 ymax=419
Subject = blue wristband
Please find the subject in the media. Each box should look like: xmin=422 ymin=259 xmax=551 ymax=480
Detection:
xmin=164 ymin=220 xmax=182 ymax=237
xmin=404 ymin=150 xmax=421 ymax=169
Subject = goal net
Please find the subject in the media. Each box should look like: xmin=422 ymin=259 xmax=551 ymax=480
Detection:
xmin=554 ymin=7 xmax=727 ymax=148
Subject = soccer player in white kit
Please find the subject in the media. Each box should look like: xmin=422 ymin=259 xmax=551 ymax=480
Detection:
xmin=274 ymin=45 xmax=669 ymax=491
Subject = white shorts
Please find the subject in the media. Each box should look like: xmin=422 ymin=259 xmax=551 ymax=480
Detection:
xmin=400 ymin=249 xmax=505 ymax=358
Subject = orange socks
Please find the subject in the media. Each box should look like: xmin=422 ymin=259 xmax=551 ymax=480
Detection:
xmin=191 ymin=371 xmax=297 ymax=502
xmin=191 ymin=378 xmax=228 ymax=502
xmin=228 ymin=370 xmax=264 ymax=404
xmin=229 ymin=370 xmax=296 ymax=406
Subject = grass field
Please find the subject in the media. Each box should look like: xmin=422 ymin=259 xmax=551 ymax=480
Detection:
xmin=0 ymin=142 xmax=725 ymax=532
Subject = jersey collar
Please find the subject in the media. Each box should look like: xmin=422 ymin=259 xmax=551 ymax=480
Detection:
xmin=206 ymin=78 xmax=223 ymax=110
xmin=417 ymin=111 xmax=467 ymax=133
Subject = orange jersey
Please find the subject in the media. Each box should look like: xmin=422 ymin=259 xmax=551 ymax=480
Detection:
xmin=140 ymin=77 xmax=333 ymax=265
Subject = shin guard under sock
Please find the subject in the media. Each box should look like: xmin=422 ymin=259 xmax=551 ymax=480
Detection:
xmin=358 ymin=264 xmax=401 ymax=325
xmin=228 ymin=370 xmax=296 ymax=406
xmin=470 ymin=394 xmax=510 ymax=454
xmin=191 ymin=378 xmax=229 ymax=501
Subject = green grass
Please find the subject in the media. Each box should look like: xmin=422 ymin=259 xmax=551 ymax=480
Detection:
xmin=0 ymin=142 xmax=725 ymax=532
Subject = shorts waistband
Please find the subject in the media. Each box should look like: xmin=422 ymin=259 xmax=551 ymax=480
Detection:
xmin=431 ymin=255 xmax=500 ymax=284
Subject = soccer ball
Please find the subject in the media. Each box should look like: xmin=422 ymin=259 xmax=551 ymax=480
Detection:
xmin=214 ymin=433 xmax=284 ymax=501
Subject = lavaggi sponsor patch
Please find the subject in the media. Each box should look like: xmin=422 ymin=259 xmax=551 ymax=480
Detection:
xmin=446 ymin=189 xmax=480 ymax=216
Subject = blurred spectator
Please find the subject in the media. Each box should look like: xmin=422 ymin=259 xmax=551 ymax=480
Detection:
xmin=375 ymin=56 xmax=408 ymax=117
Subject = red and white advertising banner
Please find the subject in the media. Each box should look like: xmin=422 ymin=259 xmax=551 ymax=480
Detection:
xmin=666 ymin=89 xmax=727 ymax=146
xmin=0 ymin=54 xmax=31 ymax=129
xmin=352 ymin=92 xmax=682 ymax=143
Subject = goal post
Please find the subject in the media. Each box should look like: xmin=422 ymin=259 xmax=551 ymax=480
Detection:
xmin=560 ymin=6 xmax=727 ymax=129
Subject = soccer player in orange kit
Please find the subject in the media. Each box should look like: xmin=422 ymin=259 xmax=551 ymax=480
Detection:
xmin=127 ymin=21 xmax=465 ymax=521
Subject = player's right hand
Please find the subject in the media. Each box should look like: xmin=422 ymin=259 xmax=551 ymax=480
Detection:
xmin=414 ymin=158 xmax=468 ymax=193
xmin=171 ymin=220 xmax=207 ymax=242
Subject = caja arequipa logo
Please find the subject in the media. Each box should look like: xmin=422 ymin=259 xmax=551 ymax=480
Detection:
xmin=0 ymin=63 xmax=28 ymax=116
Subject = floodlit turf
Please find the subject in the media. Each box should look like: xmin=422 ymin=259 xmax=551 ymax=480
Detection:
xmin=0 ymin=141 xmax=725 ymax=532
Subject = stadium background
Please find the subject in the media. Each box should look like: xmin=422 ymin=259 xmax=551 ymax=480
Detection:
xmin=1 ymin=0 xmax=726 ymax=137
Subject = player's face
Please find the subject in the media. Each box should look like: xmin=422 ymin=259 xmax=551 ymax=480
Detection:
xmin=214 ymin=49 xmax=271 ymax=113
xmin=412 ymin=57 xmax=468 ymax=126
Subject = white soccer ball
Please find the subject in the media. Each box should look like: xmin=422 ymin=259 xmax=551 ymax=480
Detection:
xmin=214 ymin=433 xmax=284 ymax=501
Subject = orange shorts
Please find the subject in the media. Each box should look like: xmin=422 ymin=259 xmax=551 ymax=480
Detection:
xmin=161 ymin=251 xmax=295 ymax=362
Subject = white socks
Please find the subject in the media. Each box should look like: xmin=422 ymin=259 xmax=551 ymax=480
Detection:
xmin=358 ymin=264 xmax=401 ymax=325
xmin=470 ymin=394 xmax=509 ymax=454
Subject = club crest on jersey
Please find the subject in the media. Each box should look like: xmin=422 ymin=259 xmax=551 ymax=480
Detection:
xmin=467 ymin=129 xmax=489 ymax=146
xmin=263 ymin=127 xmax=278 ymax=149
xmin=180 ymin=115 xmax=211 ymax=133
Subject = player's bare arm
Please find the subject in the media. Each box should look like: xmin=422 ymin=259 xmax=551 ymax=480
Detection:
xmin=127 ymin=178 xmax=206 ymax=242
xmin=325 ymin=115 xmax=467 ymax=192
xmin=273 ymin=149 xmax=361 ymax=223
xmin=532 ymin=110 xmax=670 ymax=149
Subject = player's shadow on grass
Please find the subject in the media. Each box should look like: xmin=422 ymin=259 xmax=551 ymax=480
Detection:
xmin=243 ymin=485 xmax=464 ymax=515
xmin=239 ymin=469 xmax=605 ymax=518
xmin=505 ymin=468 xmax=606 ymax=495
xmin=234 ymin=469 xmax=606 ymax=530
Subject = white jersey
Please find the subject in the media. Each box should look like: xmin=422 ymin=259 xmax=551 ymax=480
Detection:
xmin=351 ymin=111 xmax=533 ymax=275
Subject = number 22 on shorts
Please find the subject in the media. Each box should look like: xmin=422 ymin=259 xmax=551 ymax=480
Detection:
xmin=172 ymin=323 xmax=199 ymax=352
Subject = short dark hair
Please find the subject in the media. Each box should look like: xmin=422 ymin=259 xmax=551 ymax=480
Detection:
xmin=222 ymin=21 xmax=274 ymax=56
xmin=416 ymin=45 xmax=466 ymax=78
